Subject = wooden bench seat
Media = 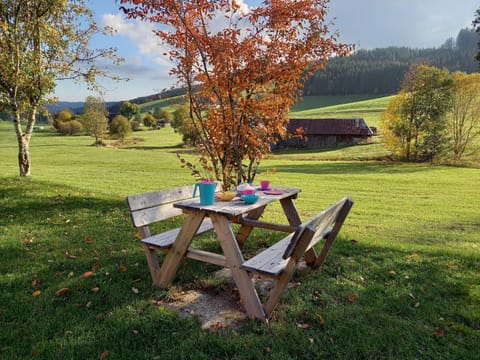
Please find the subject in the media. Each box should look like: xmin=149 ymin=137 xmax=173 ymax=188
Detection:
xmin=242 ymin=226 xmax=332 ymax=276
xmin=140 ymin=218 xmax=214 ymax=250
xmin=241 ymin=196 xmax=354 ymax=318
xmin=126 ymin=185 xmax=215 ymax=284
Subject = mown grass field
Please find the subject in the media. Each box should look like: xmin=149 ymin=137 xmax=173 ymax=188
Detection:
xmin=0 ymin=96 xmax=479 ymax=359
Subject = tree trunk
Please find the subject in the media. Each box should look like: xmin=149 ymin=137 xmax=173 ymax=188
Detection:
xmin=18 ymin=136 xmax=31 ymax=177
xmin=13 ymin=105 xmax=35 ymax=177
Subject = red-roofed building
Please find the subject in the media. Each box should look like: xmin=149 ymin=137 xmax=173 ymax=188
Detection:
xmin=278 ymin=118 xmax=374 ymax=148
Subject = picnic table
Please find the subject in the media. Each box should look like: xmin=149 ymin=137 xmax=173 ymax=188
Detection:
xmin=127 ymin=185 xmax=353 ymax=322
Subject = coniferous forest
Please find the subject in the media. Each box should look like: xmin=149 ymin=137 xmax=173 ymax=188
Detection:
xmin=303 ymin=28 xmax=478 ymax=96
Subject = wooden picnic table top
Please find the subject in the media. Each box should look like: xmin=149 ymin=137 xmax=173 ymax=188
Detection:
xmin=173 ymin=186 xmax=301 ymax=218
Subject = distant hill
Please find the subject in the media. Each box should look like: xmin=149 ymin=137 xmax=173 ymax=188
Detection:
xmin=45 ymin=101 xmax=118 ymax=115
xmin=304 ymin=28 xmax=478 ymax=96
xmin=46 ymin=102 xmax=84 ymax=114
xmin=47 ymin=28 xmax=479 ymax=115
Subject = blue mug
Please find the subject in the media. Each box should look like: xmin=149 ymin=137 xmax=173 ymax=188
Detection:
xmin=193 ymin=181 xmax=217 ymax=205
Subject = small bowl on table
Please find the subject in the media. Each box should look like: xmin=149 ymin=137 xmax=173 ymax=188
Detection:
xmin=216 ymin=191 xmax=236 ymax=201
xmin=241 ymin=194 xmax=259 ymax=204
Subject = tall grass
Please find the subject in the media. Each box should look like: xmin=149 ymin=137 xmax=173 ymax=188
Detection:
xmin=0 ymin=110 xmax=479 ymax=359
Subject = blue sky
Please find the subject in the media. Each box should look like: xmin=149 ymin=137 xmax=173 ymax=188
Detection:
xmin=54 ymin=0 xmax=480 ymax=102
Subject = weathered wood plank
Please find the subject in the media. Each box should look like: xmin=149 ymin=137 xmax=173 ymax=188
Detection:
xmin=185 ymin=248 xmax=227 ymax=267
xmin=241 ymin=235 xmax=293 ymax=276
xmin=141 ymin=218 xmax=214 ymax=249
xmin=239 ymin=217 xmax=297 ymax=233
xmin=126 ymin=185 xmax=194 ymax=211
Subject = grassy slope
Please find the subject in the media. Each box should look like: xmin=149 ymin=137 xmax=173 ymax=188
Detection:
xmin=0 ymin=97 xmax=479 ymax=359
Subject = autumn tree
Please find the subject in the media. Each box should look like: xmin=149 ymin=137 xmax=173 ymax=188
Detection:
xmin=120 ymin=0 xmax=352 ymax=189
xmin=448 ymin=72 xmax=480 ymax=160
xmin=0 ymin=0 xmax=120 ymax=176
xmin=381 ymin=64 xmax=453 ymax=162
xmin=81 ymin=96 xmax=109 ymax=146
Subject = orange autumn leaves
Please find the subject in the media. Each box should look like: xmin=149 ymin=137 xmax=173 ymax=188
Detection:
xmin=120 ymin=0 xmax=353 ymax=188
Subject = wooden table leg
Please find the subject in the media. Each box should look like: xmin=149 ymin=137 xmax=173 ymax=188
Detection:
xmin=211 ymin=214 xmax=267 ymax=322
xmin=280 ymin=197 xmax=302 ymax=226
xmin=153 ymin=213 xmax=205 ymax=288
xmin=280 ymin=197 xmax=317 ymax=262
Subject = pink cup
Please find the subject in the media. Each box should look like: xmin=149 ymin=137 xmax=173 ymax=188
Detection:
xmin=243 ymin=188 xmax=256 ymax=195
xmin=260 ymin=180 xmax=270 ymax=190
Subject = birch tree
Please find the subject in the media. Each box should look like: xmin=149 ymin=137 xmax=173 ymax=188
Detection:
xmin=0 ymin=0 xmax=120 ymax=176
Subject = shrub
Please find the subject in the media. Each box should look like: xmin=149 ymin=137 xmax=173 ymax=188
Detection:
xmin=57 ymin=120 xmax=84 ymax=135
xmin=109 ymin=115 xmax=132 ymax=140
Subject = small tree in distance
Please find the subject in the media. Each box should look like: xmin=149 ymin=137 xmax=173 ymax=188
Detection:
xmin=120 ymin=101 xmax=140 ymax=120
xmin=172 ymin=104 xmax=200 ymax=145
xmin=381 ymin=64 xmax=453 ymax=162
xmin=81 ymin=96 xmax=108 ymax=146
xmin=143 ymin=113 xmax=157 ymax=128
xmin=110 ymin=115 xmax=132 ymax=140
xmin=120 ymin=0 xmax=352 ymax=189
xmin=53 ymin=109 xmax=75 ymax=131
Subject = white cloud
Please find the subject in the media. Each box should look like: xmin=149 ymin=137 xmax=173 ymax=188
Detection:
xmin=102 ymin=13 xmax=167 ymax=58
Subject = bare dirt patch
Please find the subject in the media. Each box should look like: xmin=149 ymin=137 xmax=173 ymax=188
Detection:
xmin=155 ymin=266 xmax=302 ymax=330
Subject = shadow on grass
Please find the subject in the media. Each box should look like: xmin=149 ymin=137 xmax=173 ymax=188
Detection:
xmin=124 ymin=144 xmax=184 ymax=151
xmin=263 ymin=160 xmax=445 ymax=176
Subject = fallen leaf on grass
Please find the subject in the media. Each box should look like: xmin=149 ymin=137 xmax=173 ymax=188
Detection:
xmin=348 ymin=294 xmax=358 ymax=303
xmin=91 ymin=287 xmax=100 ymax=293
xmin=132 ymin=287 xmax=139 ymax=294
xmin=85 ymin=237 xmax=93 ymax=244
xmin=55 ymin=288 xmax=69 ymax=297
xmin=434 ymin=329 xmax=445 ymax=337
xmin=100 ymin=351 xmax=109 ymax=358
xmin=119 ymin=265 xmax=128 ymax=272
xmin=32 ymin=290 xmax=42 ymax=297
xmin=31 ymin=279 xmax=40 ymax=286
xmin=82 ymin=271 xmax=94 ymax=278
xmin=296 ymin=322 xmax=310 ymax=329
xmin=91 ymin=263 xmax=101 ymax=271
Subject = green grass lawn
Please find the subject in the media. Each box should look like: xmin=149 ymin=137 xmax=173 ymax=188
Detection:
xmin=1 ymin=115 xmax=479 ymax=359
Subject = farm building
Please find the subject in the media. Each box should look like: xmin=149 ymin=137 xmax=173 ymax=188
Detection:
xmin=276 ymin=118 xmax=374 ymax=149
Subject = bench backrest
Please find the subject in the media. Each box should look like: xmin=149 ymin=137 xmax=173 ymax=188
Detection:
xmin=283 ymin=196 xmax=354 ymax=260
xmin=126 ymin=185 xmax=195 ymax=228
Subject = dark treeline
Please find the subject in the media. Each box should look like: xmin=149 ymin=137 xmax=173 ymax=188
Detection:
xmin=304 ymin=28 xmax=478 ymax=96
